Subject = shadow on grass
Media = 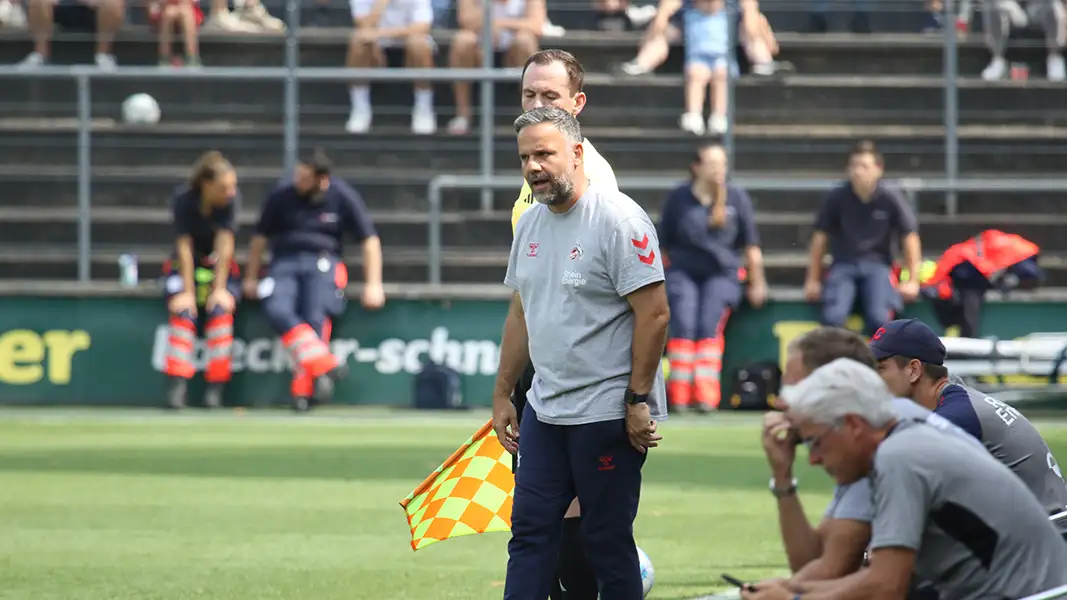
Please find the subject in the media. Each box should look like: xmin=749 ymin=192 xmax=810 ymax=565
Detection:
xmin=0 ymin=445 xmax=835 ymax=491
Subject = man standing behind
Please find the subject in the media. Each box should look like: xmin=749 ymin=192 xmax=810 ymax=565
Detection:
xmin=493 ymin=106 xmax=669 ymax=600
xmin=803 ymin=140 xmax=922 ymax=336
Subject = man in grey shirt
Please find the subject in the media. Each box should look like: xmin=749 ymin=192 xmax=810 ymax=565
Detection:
xmin=871 ymin=318 xmax=1067 ymax=526
xmin=491 ymin=106 xmax=670 ymax=600
xmin=745 ymin=358 xmax=1067 ymax=600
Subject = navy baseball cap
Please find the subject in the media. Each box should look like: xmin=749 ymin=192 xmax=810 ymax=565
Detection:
xmin=869 ymin=319 xmax=947 ymax=365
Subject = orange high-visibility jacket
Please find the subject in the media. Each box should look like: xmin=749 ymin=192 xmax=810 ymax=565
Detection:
xmin=923 ymin=230 xmax=1040 ymax=299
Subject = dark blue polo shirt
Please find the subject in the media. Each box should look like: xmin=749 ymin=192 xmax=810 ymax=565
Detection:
xmin=658 ymin=183 xmax=760 ymax=280
xmin=255 ymin=177 xmax=377 ymax=258
xmin=170 ymin=185 xmax=240 ymax=257
xmin=813 ymin=181 xmax=917 ymax=266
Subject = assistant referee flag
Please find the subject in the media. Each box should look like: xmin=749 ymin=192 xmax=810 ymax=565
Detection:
xmin=399 ymin=420 xmax=514 ymax=551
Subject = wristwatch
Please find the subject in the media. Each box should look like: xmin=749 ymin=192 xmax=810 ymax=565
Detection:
xmin=624 ymin=388 xmax=649 ymax=405
xmin=769 ymin=477 xmax=798 ymax=498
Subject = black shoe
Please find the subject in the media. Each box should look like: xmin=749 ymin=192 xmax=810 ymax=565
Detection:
xmin=167 ymin=377 xmax=188 ymax=410
xmin=849 ymin=12 xmax=871 ymax=33
xmin=203 ymin=384 xmax=224 ymax=409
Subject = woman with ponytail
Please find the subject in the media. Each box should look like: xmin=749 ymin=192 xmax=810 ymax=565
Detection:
xmin=657 ymin=142 xmax=767 ymax=412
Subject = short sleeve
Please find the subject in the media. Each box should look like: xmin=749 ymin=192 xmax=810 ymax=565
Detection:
xmin=735 ymin=187 xmax=760 ymax=248
xmin=171 ymin=196 xmax=191 ymax=237
xmin=350 ymin=0 xmax=372 ymax=19
xmin=606 ymin=216 xmax=666 ymax=297
xmin=340 ymin=184 xmax=378 ymax=242
xmin=869 ymin=448 xmax=931 ymax=551
xmin=823 ymin=481 xmax=875 ymax=523
xmin=813 ymin=191 xmax=838 ymax=233
xmin=887 ymin=186 xmax=918 ymax=235
xmin=255 ymin=185 xmax=284 ymax=236
xmin=504 ymin=225 xmax=524 ymax=291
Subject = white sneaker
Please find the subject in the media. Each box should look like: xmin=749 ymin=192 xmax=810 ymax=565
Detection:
xmin=541 ymin=20 xmax=566 ymax=37
xmin=203 ymin=10 xmax=261 ymax=33
xmin=411 ymin=105 xmax=437 ymax=135
xmin=982 ymin=57 xmax=1007 ymax=81
xmin=708 ymin=114 xmax=728 ymax=134
xmin=447 ymin=116 xmax=470 ymax=135
xmin=620 ymin=60 xmax=651 ymax=76
xmin=239 ymin=3 xmax=285 ymax=32
xmin=1047 ymin=54 xmax=1065 ymax=82
xmin=346 ymin=106 xmax=372 ymax=134
xmin=17 ymin=51 xmax=45 ymax=70
xmin=679 ymin=112 xmax=705 ymax=135
xmin=95 ymin=53 xmax=117 ymax=71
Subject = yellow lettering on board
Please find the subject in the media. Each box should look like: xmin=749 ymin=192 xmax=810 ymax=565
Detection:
xmin=43 ymin=330 xmax=91 ymax=385
xmin=0 ymin=330 xmax=92 ymax=386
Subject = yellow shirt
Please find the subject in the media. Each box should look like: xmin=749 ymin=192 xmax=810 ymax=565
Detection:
xmin=510 ymin=138 xmax=618 ymax=234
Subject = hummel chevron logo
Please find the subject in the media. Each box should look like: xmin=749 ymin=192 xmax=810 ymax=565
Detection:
xmin=631 ymin=235 xmax=649 ymax=250
xmin=632 ymin=234 xmax=655 ymax=265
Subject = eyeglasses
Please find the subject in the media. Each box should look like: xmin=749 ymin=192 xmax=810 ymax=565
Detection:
xmin=800 ymin=422 xmax=842 ymax=452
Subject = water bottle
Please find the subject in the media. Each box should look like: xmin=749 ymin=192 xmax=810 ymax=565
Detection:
xmin=118 ymin=253 xmax=139 ymax=287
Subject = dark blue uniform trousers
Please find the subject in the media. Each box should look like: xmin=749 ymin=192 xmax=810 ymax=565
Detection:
xmin=504 ymin=401 xmax=646 ymax=600
xmin=821 ymin=261 xmax=900 ymax=337
xmin=261 ymin=253 xmax=345 ymax=338
xmin=665 ymin=270 xmax=740 ymax=340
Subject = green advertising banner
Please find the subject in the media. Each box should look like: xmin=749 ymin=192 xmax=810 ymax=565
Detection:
xmin=0 ymin=296 xmax=1063 ymax=407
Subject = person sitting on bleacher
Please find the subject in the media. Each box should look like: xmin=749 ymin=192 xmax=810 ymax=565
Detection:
xmin=745 ymin=358 xmax=1067 ymax=600
xmin=979 ymin=0 xmax=1065 ymax=82
xmin=445 ymin=0 xmax=545 ymax=135
xmin=16 ymin=0 xmax=126 ymax=70
xmin=345 ymin=0 xmax=438 ymax=135
xmin=871 ymin=318 xmax=1067 ymax=531
xmin=803 ymin=141 xmax=922 ymax=338
xmin=147 ymin=0 xmax=203 ymax=68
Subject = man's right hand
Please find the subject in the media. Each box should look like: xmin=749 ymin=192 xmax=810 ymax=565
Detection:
xmin=802 ymin=277 xmax=822 ymax=303
xmin=761 ymin=411 xmax=796 ymax=479
xmin=492 ymin=395 xmax=520 ymax=455
xmin=242 ymin=278 xmax=259 ymax=299
xmin=167 ymin=290 xmax=197 ymax=317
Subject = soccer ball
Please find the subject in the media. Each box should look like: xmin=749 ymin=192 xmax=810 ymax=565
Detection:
xmin=637 ymin=545 xmax=655 ymax=597
xmin=122 ymin=93 xmax=161 ymax=125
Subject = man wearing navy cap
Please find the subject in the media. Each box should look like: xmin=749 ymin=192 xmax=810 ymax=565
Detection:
xmin=871 ymin=318 xmax=1067 ymax=524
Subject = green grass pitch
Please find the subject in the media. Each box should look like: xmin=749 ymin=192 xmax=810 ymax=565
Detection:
xmin=2 ymin=407 xmax=1067 ymax=600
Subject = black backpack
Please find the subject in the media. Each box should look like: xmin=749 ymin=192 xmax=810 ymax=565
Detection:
xmin=412 ymin=359 xmax=465 ymax=410
xmin=726 ymin=361 xmax=783 ymax=411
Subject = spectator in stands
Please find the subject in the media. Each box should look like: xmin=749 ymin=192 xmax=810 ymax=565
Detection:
xmin=621 ymin=0 xmax=784 ymax=84
xmin=346 ymin=0 xmax=437 ymax=134
xmin=445 ymin=0 xmax=545 ymax=135
xmin=658 ymin=141 xmax=766 ymax=412
xmin=17 ymin=0 xmax=125 ymax=70
xmin=744 ymin=357 xmax=1067 ymax=600
xmin=807 ymin=0 xmax=869 ymax=33
xmin=803 ymin=140 xmax=921 ymax=338
xmin=980 ymin=0 xmax=1065 ymax=81
xmin=148 ymin=0 xmax=203 ymax=67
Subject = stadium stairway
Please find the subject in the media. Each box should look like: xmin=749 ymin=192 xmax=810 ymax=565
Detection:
xmin=1 ymin=29 xmax=1066 ymax=286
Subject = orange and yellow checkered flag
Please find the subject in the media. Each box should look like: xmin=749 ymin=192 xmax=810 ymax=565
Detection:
xmin=399 ymin=419 xmax=515 ymax=551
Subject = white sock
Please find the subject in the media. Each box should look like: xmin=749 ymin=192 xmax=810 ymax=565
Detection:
xmin=414 ymin=88 xmax=434 ymax=110
xmin=350 ymin=86 xmax=370 ymax=110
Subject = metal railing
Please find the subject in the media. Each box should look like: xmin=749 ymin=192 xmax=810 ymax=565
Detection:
xmin=424 ymin=174 xmax=1067 ymax=285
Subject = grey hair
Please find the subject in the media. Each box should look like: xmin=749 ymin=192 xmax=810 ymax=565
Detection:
xmin=513 ymin=106 xmax=583 ymax=144
xmin=782 ymin=357 xmax=896 ymax=428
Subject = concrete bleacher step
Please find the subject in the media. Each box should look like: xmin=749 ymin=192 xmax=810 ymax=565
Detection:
xmin=3 ymin=162 xmax=1067 ymax=218
xmin=3 ymin=123 xmax=1065 ymax=178
xmin=6 ymin=244 xmax=1067 ymax=288
xmin=0 ymin=29 xmax=1044 ymax=77
xmin=7 ymin=206 xmax=1067 ymax=256
xmin=5 ymin=71 xmax=1065 ymax=129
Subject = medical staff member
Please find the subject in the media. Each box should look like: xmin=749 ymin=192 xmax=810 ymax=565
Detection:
xmin=494 ymin=106 xmax=668 ymax=600
xmin=509 ymin=48 xmax=616 ymax=600
xmin=243 ymin=149 xmax=385 ymax=412
xmin=658 ymin=142 xmax=766 ymax=412
xmin=162 ymin=150 xmax=241 ymax=410
xmin=803 ymin=140 xmax=922 ymax=336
